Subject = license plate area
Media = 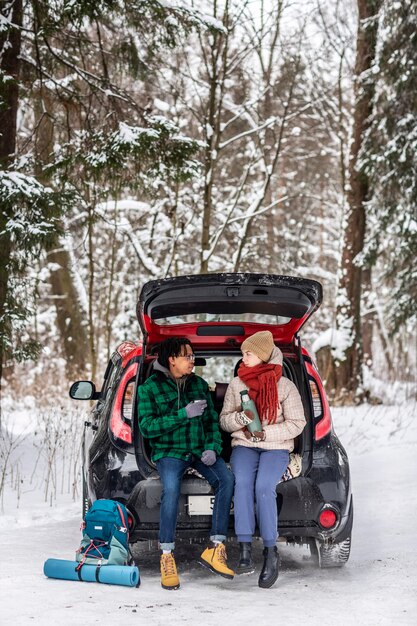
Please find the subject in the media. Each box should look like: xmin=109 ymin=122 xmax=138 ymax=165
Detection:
xmin=187 ymin=495 xmax=215 ymax=516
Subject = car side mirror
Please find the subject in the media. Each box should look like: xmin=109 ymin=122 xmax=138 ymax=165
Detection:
xmin=69 ymin=380 xmax=100 ymax=400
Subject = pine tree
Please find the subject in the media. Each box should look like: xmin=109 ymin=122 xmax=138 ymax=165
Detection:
xmin=360 ymin=0 xmax=417 ymax=333
xmin=0 ymin=0 xmax=63 ymax=421
xmin=0 ymin=0 xmax=221 ymax=408
xmin=326 ymin=0 xmax=381 ymax=404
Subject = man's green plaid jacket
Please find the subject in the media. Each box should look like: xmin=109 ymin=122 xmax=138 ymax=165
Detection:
xmin=137 ymin=369 xmax=223 ymax=462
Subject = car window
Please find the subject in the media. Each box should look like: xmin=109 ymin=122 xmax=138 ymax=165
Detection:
xmin=102 ymin=361 xmax=120 ymax=396
xmin=194 ymin=356 xmax=240 ymax=390
xmin=93 ymin=359 xmax=121 ymax=418
xmin=154 ymin=312 xmax=291 ymax=325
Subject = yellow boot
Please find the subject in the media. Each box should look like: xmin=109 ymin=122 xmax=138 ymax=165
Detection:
xmin=160 ymin=552 xmax=180 ymax=590
xmin=200 ymin=542 xmax=234 ymax=579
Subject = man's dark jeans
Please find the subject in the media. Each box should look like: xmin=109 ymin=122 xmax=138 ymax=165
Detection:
xmin=156 ymin=455 xmax=234 ymax=551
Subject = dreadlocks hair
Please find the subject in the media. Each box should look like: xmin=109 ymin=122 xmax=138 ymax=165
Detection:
xmin=157 ymin=337 xmax=193 ymax=369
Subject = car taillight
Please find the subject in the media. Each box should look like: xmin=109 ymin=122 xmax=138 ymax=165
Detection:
xmin=127 ymin=513 xmax=136 ymax=531
xmin=307 ymin=369 xmax=332 ymax=440
xmin=110 ymin=363 xmax=137 ymax=445
xmin=319 ymin=508 xmax=338 ymax=529
xmin=122 ymin=380 xmax=135 ymax=423
xmin=309 ymin=378 xmax=323 ymax=419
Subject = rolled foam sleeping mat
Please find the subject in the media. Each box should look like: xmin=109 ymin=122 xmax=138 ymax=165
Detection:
xmin=43 ymin=559 xmax=140 ymax=587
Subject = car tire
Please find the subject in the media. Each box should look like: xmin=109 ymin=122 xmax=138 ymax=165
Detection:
xmin=310 ymin=536 xmax=351 ymax=568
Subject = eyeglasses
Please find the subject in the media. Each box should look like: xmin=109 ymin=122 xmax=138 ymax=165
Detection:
xmin=181 ymin=354 xmax=195 ymax=362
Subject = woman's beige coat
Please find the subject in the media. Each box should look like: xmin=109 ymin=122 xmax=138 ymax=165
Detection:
xmin=219 ymin=346 xmax=306 ymax=452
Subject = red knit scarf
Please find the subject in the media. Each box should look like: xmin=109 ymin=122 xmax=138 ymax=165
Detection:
xmin=238 ymin=362 xmax=282 ymax=424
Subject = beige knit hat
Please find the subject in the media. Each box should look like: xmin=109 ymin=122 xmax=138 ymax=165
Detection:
xmin=241 ymin=330 xmax=275 ymax=362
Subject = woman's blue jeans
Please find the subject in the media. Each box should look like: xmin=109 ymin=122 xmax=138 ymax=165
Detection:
xmin=230 ymin=446 xmax=289 ymax=548
xmin=156 ymin=455 xmax=235 ymax=551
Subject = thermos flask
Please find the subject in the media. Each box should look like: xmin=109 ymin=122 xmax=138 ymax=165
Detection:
xmin=240 ymin=390 xmax=263 ymax=433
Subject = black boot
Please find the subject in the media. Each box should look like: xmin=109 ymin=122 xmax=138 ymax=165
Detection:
xmin=236 ymin=542 xmax=254 ymax=575
xmin=258 ymin=546 xmax=279 ymax=588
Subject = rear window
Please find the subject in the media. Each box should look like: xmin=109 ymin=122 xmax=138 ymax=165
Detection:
xmin=153 ymin=312 xmax=291 ymax=325
xmin=194 ymin=355 xmax=240 ymax=389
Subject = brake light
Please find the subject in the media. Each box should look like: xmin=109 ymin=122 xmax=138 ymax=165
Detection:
xmin=309 ymin=378 xmax=323 ymax=419
xmin=110 ymin=363 xmax=137 ymax=444
xmin=127 ymin=514 xmax=134 ymax=530
xmin=315 ymin=396 xmax=332 ymax=440
xmin=306 ymin=364 xmax=332 ymax=440
xmin=319 ymin=509 xmax=338 ymax=529
xmin=122 ymin=380 xmax=135 ymax=422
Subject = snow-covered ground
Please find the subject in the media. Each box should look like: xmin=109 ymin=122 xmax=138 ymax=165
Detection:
xmin=1 ymin=401 xmax=416 ymax=625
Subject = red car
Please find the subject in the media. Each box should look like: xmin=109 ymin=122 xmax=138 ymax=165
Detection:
xmin=71 ymin=273 xmax=353 ymax=568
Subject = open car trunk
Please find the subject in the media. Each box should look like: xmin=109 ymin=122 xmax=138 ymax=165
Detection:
xmin=134 ymin=273 xmax=319 ymax=499
xmin=127 ymin=273 xmax=329 ymax=540
xmin=137 ymin=273 xmax=322 ymax=351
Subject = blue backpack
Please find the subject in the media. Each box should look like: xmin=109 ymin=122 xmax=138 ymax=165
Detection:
xmin=76 ymin=499 xmax=130 ymax=568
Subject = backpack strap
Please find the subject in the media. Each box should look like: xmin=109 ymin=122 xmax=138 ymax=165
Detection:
xmin=76 ymin=553 xmax=86 ymax=572
xmin=116 ymin=503 xmax=128 ymax=533
xmin=76 ymin=539 xmax=108 ymax=569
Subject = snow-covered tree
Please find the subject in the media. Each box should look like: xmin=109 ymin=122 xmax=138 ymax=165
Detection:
xmin=0 ymin=0 xmax=65 ymax=421
xmin=360 ymin=0 xmax=417 ymax=334
xmin=321 ymin=0 xmax=381 ymax=404
xmin=1 ymin=0 xmax=220 ymax=394
xmin=4 ymin=0 xmax=415 ymax=406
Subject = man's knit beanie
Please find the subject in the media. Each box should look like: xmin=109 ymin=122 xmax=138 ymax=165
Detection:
xmin=241 ymin=330 xmax=275 ymax=363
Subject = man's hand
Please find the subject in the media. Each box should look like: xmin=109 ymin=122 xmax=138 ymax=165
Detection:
xmin=185 ymin=399 xmax=207 ymax=418
xmin=201 ymin=450 xmax=216 ymax=466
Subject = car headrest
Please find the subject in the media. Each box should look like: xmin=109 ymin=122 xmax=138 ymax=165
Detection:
xmin=214 ymin=382 xmax=229 ymax=404
xmin=233 ymin=358 xmax=243 ymax=377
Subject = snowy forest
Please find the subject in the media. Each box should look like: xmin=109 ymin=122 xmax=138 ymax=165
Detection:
xmin=0 ymin=0 xmax=416 ymax=413
xmin=0 ymin=2 xmax=416 ymax=623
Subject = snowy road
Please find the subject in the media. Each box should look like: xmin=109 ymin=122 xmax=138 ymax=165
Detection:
xmin=1 ymin=404 xmax=416 ymax=625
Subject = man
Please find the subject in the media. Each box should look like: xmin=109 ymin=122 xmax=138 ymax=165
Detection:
xmin=138 ymin=336 xmax=235 ymax=590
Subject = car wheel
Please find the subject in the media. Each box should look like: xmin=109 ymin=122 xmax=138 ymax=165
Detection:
xmin=310 ymin=536 xmax=351 ymax=568
xmin=82 ymin=471 xmax=91 ymax=519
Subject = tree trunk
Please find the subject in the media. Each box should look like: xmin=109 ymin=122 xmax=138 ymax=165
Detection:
xmin=263 ymin=89 xmax=278 ymax=272
xmin=330 ymin=0 xmax=381 ymax=404
xmin=0 ymin=0 xmax=23 ymax=423
xmin=260 ymin=2 xmax=284 ymax=273
xmin=361 ymin=266 xmax=374 ymax=369
xmin=47 ymin=243 xmax=91 ymax=380
xmin=87 ymin=205 xmax=97 ymax=381
xmin=361 ymin=266 xmax=394 ymax=384
xmin=200 ymin=3 xmax=229 ymax=274
xmin=33 ymin=95 xmax=91 ymax=381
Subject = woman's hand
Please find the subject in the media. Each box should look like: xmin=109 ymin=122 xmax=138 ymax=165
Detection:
xmin=243 ymin=428 xmax=266 ymax=443
xmin=236 ymin=410 xmax=254 ymax=427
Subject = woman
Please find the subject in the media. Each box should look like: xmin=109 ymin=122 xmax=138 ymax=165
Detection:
xmin=220 ymin=330 xmax=306 ymax=588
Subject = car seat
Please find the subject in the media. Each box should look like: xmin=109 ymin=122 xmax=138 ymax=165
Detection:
xmin=210 ymin=382 xmax=232 ymax=462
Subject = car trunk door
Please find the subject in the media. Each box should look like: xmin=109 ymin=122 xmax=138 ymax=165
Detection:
xmin=136 ymin=273 xmax=322 ymax=351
